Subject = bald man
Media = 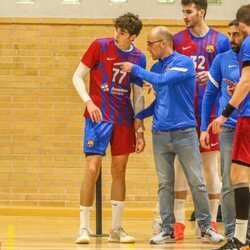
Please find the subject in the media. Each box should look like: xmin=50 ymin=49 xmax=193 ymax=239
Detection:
xmin=117 ymin=26 xmax=224 ymax=245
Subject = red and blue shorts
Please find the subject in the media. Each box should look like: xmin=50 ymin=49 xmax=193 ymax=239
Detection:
xmin=83 ymin=118 xmax=135 ymax=156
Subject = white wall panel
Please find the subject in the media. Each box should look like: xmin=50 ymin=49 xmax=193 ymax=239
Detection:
xmin=0 ymin=0 xmax=249 ymax=20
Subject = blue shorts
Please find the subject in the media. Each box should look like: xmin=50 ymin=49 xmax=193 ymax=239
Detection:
xmin=83 ymin=118 xmax=135 ymax=156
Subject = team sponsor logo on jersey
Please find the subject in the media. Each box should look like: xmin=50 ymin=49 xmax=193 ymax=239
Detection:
xmin=206 ymin=44 xmax=215 ymax=53
xmin=87 ymin=140 xmax=94 ymax=147
xmin=100 ymin=83 xmax=109 ymax=92
xmin=110 ymin=87 xmax=128 ymax=96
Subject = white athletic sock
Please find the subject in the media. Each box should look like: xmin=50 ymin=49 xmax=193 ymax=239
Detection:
xmin=234 ymin=219 xmax=248 ymax=244
xmin=111 ymin=200 xmax=124 ymax=230
xmin=209 ymin=199 xmax=220 ymax=222
xmin=174 ymin=199 xmax=185 ymax=224
xmin=80 ymin=205 xmax=92 ymax=230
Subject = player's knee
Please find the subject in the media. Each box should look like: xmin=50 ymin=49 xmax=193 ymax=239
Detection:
xmin=111 ymin=167 xmax=126 ymax=180
xmin=231 ymin=165 xmax=247 ymax=185
xmin=202 ymin=163 xmax=216 ymax=176
xmin=207 ymin=184 xmax=222 ymax=195
xmin=87 ymin=166 xmax=99 ymax=180
xmin=206 ymin=177 xmax=221 ymax=194
xmin=230 ymin=172 xmax=247 ymax=186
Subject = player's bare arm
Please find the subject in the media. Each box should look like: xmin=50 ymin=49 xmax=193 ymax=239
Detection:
xmin=134 ymin=118 xmax=144 ymax=132
xmin=133 ymin=82 xmax=145 ymax=153
xmin=228 ymin=65 xmax=250 ymax=108
xmin=143 ymin=82 xmax=154 ymax=95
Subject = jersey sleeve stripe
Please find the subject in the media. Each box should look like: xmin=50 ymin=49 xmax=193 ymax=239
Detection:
xmin=208 ymin=72 xmax=219 ymax=89
xmin=170 ymin=67 xmax=188 ymax=72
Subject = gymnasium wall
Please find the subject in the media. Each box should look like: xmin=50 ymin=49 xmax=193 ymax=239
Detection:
xmin=0 ymin=18 xmax=230 ymax=212
xmin=1 ymin=0 xmax=249 ymax=20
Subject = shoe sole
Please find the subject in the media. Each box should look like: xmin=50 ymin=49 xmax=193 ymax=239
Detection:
xmin=150 ymin=239 xmax=176 ymax=244
xmin=201 ymin=237 xmax=225 ymax=244
xmin=75 ymin=239 xmax=90 ymax=244
xmin=108 ymin=240 xmax=135 ymax=243
xmin=108 ymin=238 xmax=135 ymax=243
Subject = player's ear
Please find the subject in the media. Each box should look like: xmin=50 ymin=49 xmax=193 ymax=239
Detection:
xmin=163 ymin=37 xmax=171 ymax=47
xmin=162 ymin=39 xmax=168 ymax=47
xmin=129 ymin=34 xmax=137 ymax=42
xmin=199 ymin=9 xmax=205 ymax=18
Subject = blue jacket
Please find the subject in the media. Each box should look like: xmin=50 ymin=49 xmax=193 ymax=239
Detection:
xmin=201 ymin=49 xmax=239 ymax=131
xmin=134 ymin=51 xmax=197 ymax=131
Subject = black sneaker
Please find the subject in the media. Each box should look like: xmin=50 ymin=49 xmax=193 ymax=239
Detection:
xmin=212 ymin=237 xmax=249 ymax=250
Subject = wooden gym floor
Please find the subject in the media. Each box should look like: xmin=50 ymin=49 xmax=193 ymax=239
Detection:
xmin=0 ymin=215 xmax=229 ymax=250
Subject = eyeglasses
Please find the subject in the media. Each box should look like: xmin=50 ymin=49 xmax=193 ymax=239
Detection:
xmin=147 ymin=39 xmax=163 ymax=47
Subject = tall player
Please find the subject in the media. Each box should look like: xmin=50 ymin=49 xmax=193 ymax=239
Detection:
xmin=72 ymin=12 xmax=146 ymax=244
xmin=200 ymin=19 xmax=244 ymax=242
xmin=208 ymin=4 xmax=250 ymax=249
xmin=172 ymin=0 xmax=230 ymax=240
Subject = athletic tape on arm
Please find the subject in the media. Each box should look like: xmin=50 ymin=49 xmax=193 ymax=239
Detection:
xmin=72 ymin=62 xmax=91 ymax=103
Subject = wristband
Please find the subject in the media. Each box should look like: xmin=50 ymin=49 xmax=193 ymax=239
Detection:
xmin=222 ymin=103 xmax=236 ymax=118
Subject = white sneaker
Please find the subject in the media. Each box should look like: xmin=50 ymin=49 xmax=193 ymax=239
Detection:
xmin=75 ymin=228 xmax=90 ymax=244
xmin=108 ymin=228 xmax=135 ymax=243
xmin=201 ymin=228 xmax=225 ymax=244
xmin=149 ymin=231 xmax=175 ymax=244
xmin=196 ymin=221 xmax=219 ymax=241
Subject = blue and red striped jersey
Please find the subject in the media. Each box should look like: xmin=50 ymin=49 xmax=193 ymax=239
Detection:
xmin=81 ymin=38 xmax=146 ymax=125
xmin=173 ymin=28 xmax=230 ymax=118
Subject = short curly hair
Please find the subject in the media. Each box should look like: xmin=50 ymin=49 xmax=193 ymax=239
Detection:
xmin=113 ymin=12 xmax=142 ymax=37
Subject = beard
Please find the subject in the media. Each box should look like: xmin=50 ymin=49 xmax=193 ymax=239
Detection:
xmin=231 ymin=43 xmax=240 ymax=53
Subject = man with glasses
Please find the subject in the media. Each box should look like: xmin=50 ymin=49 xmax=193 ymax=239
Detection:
xmin=117 ymin=26 xmax=225 ymax=245
xmin=72 ymin=12 xmax=146 ymax=244
xmin=171 ymin=0 xmax=230 ymax=241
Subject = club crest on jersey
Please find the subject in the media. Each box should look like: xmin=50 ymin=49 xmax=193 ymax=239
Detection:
xmin=206 ymin=44 xmax=215 ymax=53
xmin=100 ymin=83 xmax=109 ymax=92
xmin=87 ymin=140 xmax=94 ymax=147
